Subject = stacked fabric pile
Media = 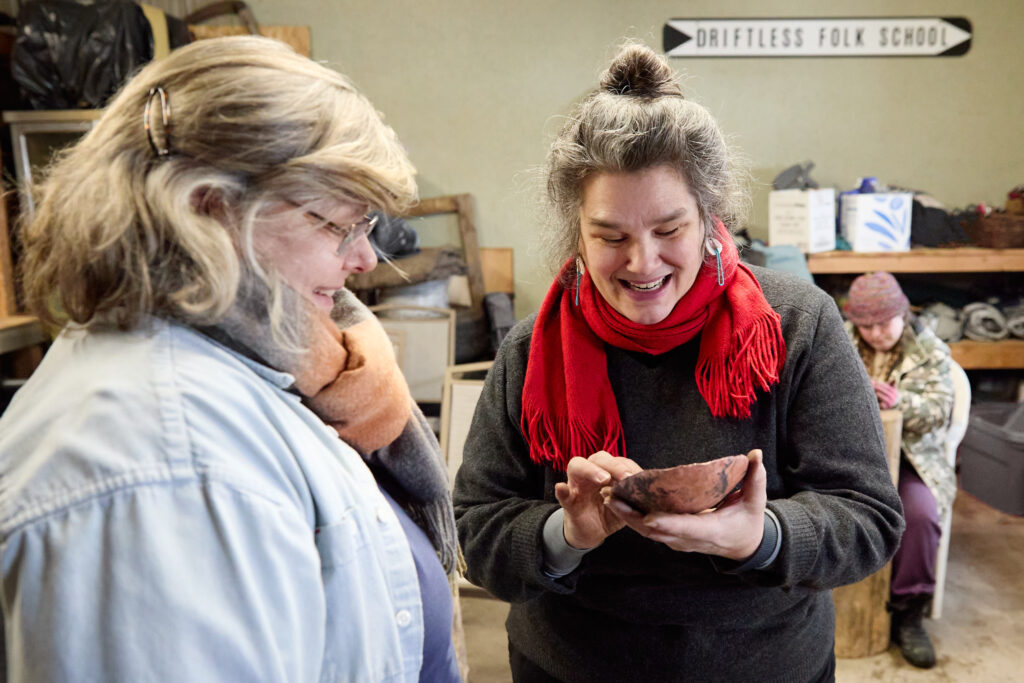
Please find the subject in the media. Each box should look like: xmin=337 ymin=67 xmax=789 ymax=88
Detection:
xmin=919 ymin=300 xmax=1024 ymax=343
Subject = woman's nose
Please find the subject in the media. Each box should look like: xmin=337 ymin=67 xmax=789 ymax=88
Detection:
xmin=343 ymin=233 xmax=378 ymax=274
xmin=626 ymin=235 xmax=659 ymax=272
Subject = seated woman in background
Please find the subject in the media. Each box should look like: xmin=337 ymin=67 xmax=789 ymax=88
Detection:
xmin=453 ymin=42 xmax=904 ymax=683
xmin=844 ymin=271 xmax=955 ymax=670
xmin=0 ymin=36 xmax=460 ymax=682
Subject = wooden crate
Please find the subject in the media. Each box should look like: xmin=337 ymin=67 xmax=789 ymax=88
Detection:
xmin=188 ymin=25 xmax=310 ymax=57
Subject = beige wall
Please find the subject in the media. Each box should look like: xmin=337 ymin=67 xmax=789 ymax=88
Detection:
xmin=250 ymin=0 xmax=1024 ymax=316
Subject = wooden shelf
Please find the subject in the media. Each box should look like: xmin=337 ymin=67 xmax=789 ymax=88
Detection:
xmin=0 ymin=315 xmax=47 ymax=355
xmin=0 ymin=109 xmax=102 ymax=124
xmin=806 ymin=248 xmax=1024 ymax=274
xmin=949 ymin=340 xmax=1024 ymax=370
xmin=808 ymin=248 xmax=1024 ymax=370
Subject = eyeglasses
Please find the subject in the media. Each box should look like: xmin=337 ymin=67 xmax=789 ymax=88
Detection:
xmin=288 ymin=201 xmax=379 ymax=256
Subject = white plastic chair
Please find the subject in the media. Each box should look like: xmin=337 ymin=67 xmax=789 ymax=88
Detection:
xmin=932 ymin=360 xmax=970 ymax=619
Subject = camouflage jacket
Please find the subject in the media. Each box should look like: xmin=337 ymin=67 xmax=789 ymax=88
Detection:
xmin=846 ymin=319 xmax=956 ymax=516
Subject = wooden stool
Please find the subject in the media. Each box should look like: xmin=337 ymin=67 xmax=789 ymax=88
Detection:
xmin=832 ymin=409 xmax=902 ymax=658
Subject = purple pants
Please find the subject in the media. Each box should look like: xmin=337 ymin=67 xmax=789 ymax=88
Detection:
xmin=891 ymin=460 xmax=941 ymax=598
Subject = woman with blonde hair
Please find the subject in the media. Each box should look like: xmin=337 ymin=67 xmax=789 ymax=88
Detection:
xmin=0 ymin=36 xmax=460 ymax=681
xmin=454 ymin=43 xmax=904 ymax=682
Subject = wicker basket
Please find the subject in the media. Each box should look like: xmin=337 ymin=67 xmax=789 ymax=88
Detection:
xmin=963 ymin=213 xmax=1024 ymax=248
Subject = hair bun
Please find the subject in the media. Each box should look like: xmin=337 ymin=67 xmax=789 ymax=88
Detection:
xmin=599 ymin=43 xmax=682 ymax=98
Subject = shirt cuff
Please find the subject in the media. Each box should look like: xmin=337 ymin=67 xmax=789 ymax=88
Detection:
xmin=541 ymin=508 xmax=593 ymax=578
xmin=713 ymin=508 xmax=783 ymax=574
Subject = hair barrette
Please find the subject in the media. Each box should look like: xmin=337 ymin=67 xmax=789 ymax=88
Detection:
xmin=143 ymin=86 xmax=172 ymax=157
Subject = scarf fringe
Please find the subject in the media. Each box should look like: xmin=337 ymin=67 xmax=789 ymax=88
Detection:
xmin=522 ymin=412 xmax=626 ymax=471
xmin=697 ymin=315 xmax=786 ymax=419
xmin=406 ymin=498 xmax=461 ymax=581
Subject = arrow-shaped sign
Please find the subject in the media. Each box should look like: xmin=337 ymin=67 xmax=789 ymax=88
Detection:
xmin=663 ymin=17 xmax=971 ymax=58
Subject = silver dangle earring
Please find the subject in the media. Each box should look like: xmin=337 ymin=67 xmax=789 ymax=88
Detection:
xmin=575 ymin=256 xmax=583 ymax=306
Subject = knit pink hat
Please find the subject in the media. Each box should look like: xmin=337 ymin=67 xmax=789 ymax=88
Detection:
xmin=844 ymin=271 xmax=909 ymax=326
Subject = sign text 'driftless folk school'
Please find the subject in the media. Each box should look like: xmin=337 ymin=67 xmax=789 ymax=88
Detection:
xmin=664 ymin=18 xmax=972 ymax=58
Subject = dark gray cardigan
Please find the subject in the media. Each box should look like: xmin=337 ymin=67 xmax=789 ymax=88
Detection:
xmin=453 ymin=267 xmax=904 ymax=683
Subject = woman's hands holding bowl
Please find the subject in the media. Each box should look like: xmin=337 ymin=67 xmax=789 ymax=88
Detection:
xmin=603 ymin=449 xmax=768 ymax=561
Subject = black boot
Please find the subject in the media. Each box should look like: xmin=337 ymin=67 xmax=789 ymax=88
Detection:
xmin=890 ymin=594 xmax=937 ymax=669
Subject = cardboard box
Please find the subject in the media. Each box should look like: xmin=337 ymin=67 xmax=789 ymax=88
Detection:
xmin=839 ymin=192 xmax=913 ymax=252
xmin=768 ymin=188 xmax=836 ymax=253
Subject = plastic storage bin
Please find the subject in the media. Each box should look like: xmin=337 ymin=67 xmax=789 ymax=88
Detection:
xmin=959 ymin=402 xmax=1024 ymax=516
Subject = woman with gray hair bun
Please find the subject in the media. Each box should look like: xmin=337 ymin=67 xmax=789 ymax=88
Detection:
xmin=454 ymin=42 xmax=903 ymax=682
xmin=0 ymin=36 xmax=460 ymax=682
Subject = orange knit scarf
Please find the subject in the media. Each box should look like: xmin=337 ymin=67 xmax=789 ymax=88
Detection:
xmin=292 ymin=309 xmax=412 ymax=455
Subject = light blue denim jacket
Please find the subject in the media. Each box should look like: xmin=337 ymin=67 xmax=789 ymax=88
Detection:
xmin=0 ymin=319 xmax=424 ymax=682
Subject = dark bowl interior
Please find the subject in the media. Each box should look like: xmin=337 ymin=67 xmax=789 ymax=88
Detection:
xmin=610 ymin=454 xmax=749 ymax=515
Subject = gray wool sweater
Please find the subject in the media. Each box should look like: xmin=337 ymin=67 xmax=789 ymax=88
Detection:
xmin=452 ymin=267 xmax=905 ymax=683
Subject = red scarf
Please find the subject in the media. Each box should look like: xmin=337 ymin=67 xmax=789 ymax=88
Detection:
xmin=521 ymin=220 xmax=785 ymax=471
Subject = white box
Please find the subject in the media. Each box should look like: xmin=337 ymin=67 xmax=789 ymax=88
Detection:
xmin=768 ymin=188 xmax=836 ymax=253
xmin=840 ymin=193 xmax=913 ymax=252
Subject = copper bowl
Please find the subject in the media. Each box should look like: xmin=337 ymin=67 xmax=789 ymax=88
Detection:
xmin=610 ymin=454 xmax=749 ymax=515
